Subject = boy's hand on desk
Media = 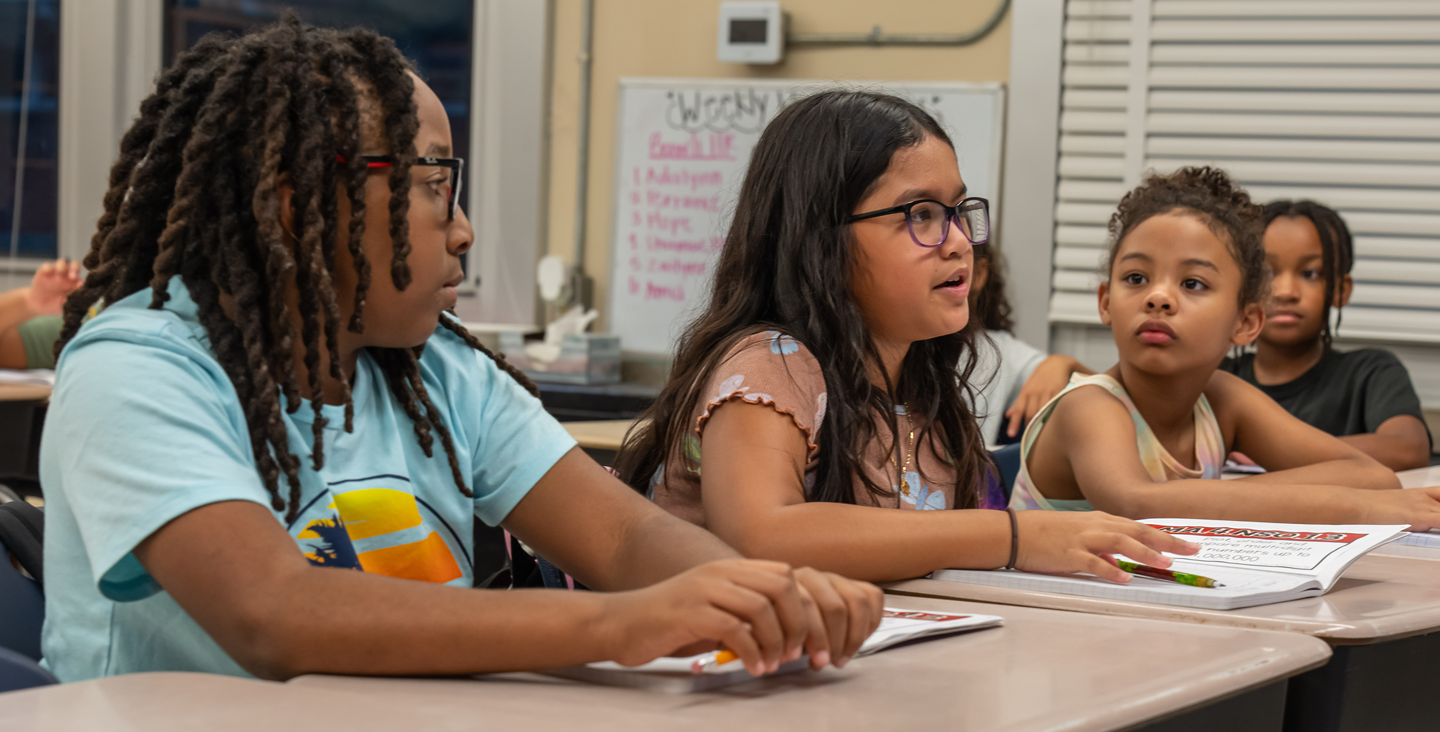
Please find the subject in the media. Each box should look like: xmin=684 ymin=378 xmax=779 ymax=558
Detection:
xmin=600 ymin=558 xmax=823 ymax=676
xmin=1360 ymin=487 xmax=1440 ymax=531
xmin=792 ymin=566 xmax=883 ymax=670
xmin=1014 ymin=512 xmax=1201 ymax=584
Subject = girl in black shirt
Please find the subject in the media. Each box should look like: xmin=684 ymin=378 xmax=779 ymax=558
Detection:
xmin=1225 ymin=202 xmax=1431 ymax=470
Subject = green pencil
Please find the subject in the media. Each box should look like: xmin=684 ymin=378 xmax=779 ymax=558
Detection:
xmin=1115 ymin=559 xmax=1224 ymax=589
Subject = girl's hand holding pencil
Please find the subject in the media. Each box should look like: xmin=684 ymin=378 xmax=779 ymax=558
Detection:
xmin=1010 ymin=511 xmax=1202 ymax=584
xmin=1113 ymin=559 xmax=1223 ymax=588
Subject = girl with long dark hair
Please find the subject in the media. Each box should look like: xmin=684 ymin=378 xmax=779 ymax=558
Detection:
xmin=615 ymin=90 xmax=1196 ymax=583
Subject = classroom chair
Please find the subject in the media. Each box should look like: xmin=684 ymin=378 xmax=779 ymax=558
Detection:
xmin=0 ymin=646 xmax=56 ymax=693
xmin=988 ymin=443 xmax=1022 ymax=505
xmin=0 ymin=500 xmax=53 ymax=692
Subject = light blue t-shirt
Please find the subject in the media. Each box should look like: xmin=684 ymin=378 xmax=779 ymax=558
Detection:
xmin=39 ymin=279 xmax=576 ymax=682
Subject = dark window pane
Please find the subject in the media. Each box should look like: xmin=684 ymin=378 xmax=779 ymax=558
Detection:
xmin=0 ymin=0 xmax=61 ymax=259
xmin=163 ymin=0 xmax=474 ymax=215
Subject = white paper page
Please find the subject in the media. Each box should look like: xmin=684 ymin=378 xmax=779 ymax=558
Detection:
xmin=587 ymin=608 xmax=1002 ymax=675
xmin=0 ymin=369 xmax=54 ymax=386
xmin=937 ymin=562 xmax=1315 ymax=610
xmin=1140 ymin=518 xmax=1409 ymax=589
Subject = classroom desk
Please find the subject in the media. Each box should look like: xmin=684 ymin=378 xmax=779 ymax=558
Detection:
xmin=0 ymin=672 xmax=428 ymax=731
xmin=275 ymin=596 xmax=1329 ymax=732
xmin=886 ymin=554 xmax=1440 ymax=732
xmin=0 ymin=384 xmax=50 ymax=403
xmin=560 ymin=419 xmax=637 ymax=452
xmin=1395 ymin=464 xmax=1440 ymax=488
xmin=561 ymin=419 xmax=640 ymax=467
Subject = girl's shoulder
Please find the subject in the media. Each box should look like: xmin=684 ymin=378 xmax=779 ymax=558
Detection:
xmin=1201 ymin=368 xmax=1262 ymax=432
xmin=695 ymin=329 xmax=828 ymax=447
xmin=718 ymin=329 xmax=818 ymax=366
xmin=707 ymin=329 xmax=824 ymax=392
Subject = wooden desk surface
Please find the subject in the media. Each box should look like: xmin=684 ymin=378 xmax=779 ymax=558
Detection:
xmin=266 ymin=596 xmax=1328 ymax=732
xmin=561 ymin=419 xmax=638 ymax=451
xmin=0 ymin=673 xmax=416 ymax=732
xmin=0 ymin=384 xmax=50 ymax=403
xmin=1396 ymin=465 xmax=1440 ymax=489
xmin=889 ymin=554 xmax=1440 ymax=644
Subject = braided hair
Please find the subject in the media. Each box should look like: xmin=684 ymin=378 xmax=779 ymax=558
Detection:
xmin=1261 ymin=200 xmax=1354 ymax=351
xmin=55 ymin=15 xmax=537 ymax=522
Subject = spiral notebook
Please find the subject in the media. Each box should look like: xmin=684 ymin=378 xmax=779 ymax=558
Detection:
xmin=935 ymin=519 xmax=1408 ymax=611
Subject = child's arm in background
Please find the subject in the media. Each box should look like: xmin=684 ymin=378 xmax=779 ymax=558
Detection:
xmin=1040 ymin=384 xmax=1440 ymax=526
xmin=701 ymin=401 xmax=1198 ymax=584
xmin=1003 ymin=355 xmax=1094 ymax=438
xmin=1210 ymin=371 xmax=1401 ymax=490
xmin=0 ymin=259 xmax=83 ymax=368
xmin=136 ymin=449 xmax=880 ymax=680
xmin=1340 ymin=416 xmax=1431 ymax=472
xmin=0 ymin=258 xmax=82 ymax=334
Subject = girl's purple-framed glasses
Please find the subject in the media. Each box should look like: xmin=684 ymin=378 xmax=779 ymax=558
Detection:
xmin=847 ymin=197 xmax=990 ymax=248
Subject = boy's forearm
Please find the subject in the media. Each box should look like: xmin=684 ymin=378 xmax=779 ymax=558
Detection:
xmin=252 ymin=568 xmax=619 ymax=680
xmin=0 ymin=287 xmax=36 ymax=334
xmin=1103 ymin=480 xmax=1370 ymax=523
xmin=1243 ymin=457 xmax=1401 ymax=491
xmin=1341 ymin=432 xmax=1431 ymax=473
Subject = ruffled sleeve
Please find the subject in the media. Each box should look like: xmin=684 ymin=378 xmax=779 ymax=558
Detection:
xmin=693 ymin=331 xmax=828 ymax=464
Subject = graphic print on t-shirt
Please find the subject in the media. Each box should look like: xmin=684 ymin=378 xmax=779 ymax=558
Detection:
xmin=294 ymin=474 xmax=466 ymax=584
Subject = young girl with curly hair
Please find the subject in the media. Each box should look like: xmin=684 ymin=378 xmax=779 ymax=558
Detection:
xmin=1012 ymin=167 xmax=1440 ymax=526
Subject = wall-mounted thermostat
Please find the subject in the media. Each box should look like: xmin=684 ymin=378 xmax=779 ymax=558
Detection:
xmin=717 ymin=2 xmax=784 ymax=64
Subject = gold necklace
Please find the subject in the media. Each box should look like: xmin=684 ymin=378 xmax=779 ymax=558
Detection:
xmin=889 ymin=408 xmax=917 ymax=495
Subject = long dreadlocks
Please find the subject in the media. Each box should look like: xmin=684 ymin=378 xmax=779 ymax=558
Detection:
xmin=55 ymin=15 xmax=537 ymax=523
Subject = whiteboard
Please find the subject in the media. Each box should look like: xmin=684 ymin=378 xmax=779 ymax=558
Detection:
xmin=608 ymin=77 xmax=1006 ymax=356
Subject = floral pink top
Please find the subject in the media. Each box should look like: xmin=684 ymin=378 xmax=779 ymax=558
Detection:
xmin=650 ymin=331 xmax=963 ymax=528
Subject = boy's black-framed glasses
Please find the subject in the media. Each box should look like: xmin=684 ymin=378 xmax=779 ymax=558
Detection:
xmin=337 ymin=154 xmax=465 ymax=221
xmin=847 ymin=197 xmax=990 ymax=248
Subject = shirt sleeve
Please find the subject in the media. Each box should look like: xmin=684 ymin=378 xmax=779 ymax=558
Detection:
xmin=463 ymin=349 xmax=578 ymax=527
xmin=695 ymin=331 xmax=827 ymax=462
xmin=43 ymin=331 xmax=272 ymax=602
xmin=1356 ymin=350 xmax=1428 ymax=437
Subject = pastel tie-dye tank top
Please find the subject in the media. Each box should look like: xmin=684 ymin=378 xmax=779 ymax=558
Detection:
xmin=1009 ymin=373 xmax=1224 ymax=511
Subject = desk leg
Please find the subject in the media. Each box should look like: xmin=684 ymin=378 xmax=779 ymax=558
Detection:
xmin=1130 ymin=679 xmax=1287 ymax=732
xmin=1285 ymin=630 xmax=1440 ymax=732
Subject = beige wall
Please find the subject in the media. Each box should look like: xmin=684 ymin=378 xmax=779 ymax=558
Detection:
xmin=546 ymin=0 xmax=1011 ymax=332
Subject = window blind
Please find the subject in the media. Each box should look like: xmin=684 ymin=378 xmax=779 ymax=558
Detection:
xmin=1051 ymin=0 xmax=1440 ymax=343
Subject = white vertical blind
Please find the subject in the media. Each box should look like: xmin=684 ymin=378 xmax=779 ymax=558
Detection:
xmin=1051 ymin=0 xmax=1440 ymax=343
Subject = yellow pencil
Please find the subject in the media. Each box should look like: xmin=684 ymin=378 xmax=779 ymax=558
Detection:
xmin=690 ymin=649 xmax=739 ymax=674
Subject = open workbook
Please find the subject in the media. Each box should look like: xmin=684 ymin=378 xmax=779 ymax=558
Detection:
xmin=935 ymin=519 xmax=1409 ymax=611
xmin=543 ymin=608 xmax=1002 ymax=693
